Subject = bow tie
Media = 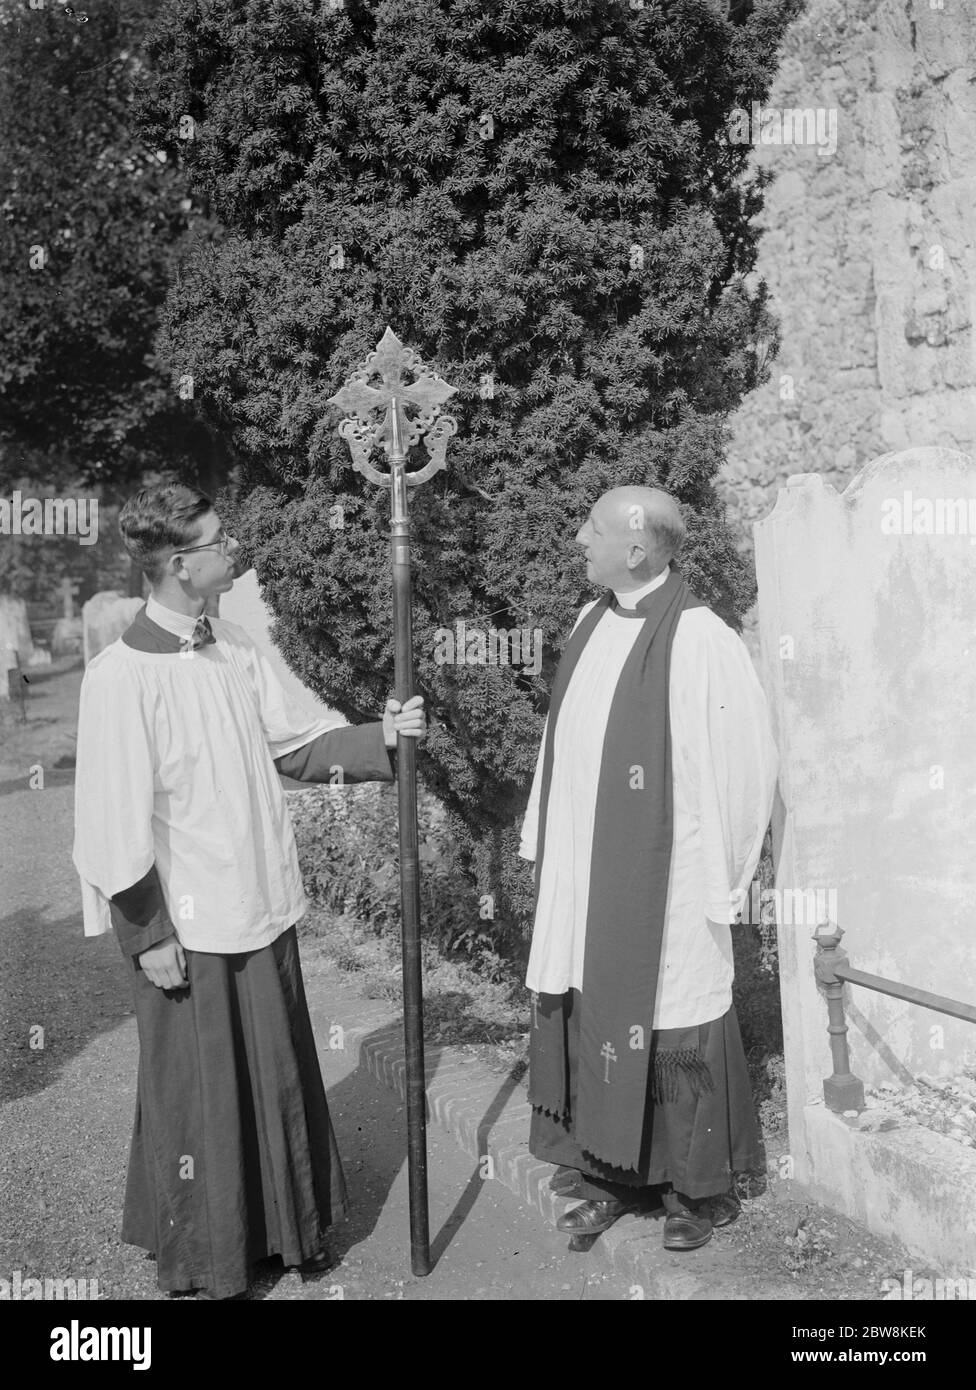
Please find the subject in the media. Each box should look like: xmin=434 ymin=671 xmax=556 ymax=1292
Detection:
xmin=180 ymin=616 xmax=217 ymax=651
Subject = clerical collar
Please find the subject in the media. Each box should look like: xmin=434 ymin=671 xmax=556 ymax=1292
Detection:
xmin=612 ymin=567 xmax=670 ymax=610
xmin=146 ymin=594 xmax=207 ymax=641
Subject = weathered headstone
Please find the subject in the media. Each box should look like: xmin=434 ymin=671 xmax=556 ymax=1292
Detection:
xmin=51 ymin=616 xmax=84 ymax=656
xmin=0 ymin=594 xmax=35 ymax=697
xmin=755 ymin=446 xmax=976 ymax=1272
xmin=82 ymin=592 xmax=143 ymax=666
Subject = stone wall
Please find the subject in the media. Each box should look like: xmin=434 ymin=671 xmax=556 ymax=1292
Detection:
xmin=754 ymin=446 xmax=976 ymax=1272
xmin=722 ymin=0 xmax=976 ymax=553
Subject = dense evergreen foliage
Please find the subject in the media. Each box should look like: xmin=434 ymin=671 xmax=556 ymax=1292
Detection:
xmin=139 ymin=0 xmax=802 ymax=934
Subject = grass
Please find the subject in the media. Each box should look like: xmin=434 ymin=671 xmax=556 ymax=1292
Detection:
xmin=301 ymin=901 xmax=531 ymax=1066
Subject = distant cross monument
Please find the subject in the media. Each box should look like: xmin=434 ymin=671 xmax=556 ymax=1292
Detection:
xmin=60 ymin=577 xmax=81 ymax=621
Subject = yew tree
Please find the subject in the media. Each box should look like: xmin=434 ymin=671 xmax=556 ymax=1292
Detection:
xmin=0 ymin=0 xmax=223 ymax=496
xmin=138 ymin=0 xmax=802 ymax=936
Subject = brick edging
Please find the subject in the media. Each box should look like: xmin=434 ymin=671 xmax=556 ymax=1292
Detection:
xmin=359 ymin=1024 xmax=803 ymax=1301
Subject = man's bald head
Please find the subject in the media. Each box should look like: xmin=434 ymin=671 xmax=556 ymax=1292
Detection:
xmin=576 ymin=486 xmax=685 ymax=591
xmin=591 ymin=487 xmax=686 ymax=555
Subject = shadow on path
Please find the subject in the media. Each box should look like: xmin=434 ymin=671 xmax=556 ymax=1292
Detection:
xmin=0 ymin=905 xmax=134 ymax=1105
xmin=323 ymin=1017 xmax=527 ymax=1272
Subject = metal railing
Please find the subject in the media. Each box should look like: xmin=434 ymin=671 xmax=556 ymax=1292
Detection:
xmin=813 ymin=924 xmax=976 ymax=1114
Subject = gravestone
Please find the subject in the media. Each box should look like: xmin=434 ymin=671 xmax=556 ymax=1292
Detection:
xmin=82 ymin=592 xmax=143 ymax=666
xmin=755 ymin=446 xmax=976 ymax=1273
xmin=0 ymin=594 xmax=35 ymax=696
xmin=51 ymin=617 xmax=84 ymax=656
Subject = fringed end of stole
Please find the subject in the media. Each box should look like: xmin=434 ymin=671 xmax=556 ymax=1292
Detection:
xmin=649 ymin=1048 xmax=715 ymax=1104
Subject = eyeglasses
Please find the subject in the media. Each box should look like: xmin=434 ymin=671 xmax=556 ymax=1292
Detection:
xmin=175 ymin=529 xmax=235 ymax=556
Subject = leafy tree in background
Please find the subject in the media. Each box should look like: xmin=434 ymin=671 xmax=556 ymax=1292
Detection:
xmin=138 ymin=0 xmax=803 ymax=940
xmin=0 ymin=0 xmax=224 ymax=507
xmin=0 ymin=470 xmax=129 ymax=609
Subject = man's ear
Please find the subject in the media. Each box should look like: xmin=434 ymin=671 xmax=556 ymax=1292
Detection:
xmin=626 ymin=542 xmax=647 ymax=571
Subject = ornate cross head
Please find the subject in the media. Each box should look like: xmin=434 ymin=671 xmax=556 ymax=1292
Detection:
xmin=328 ymin=327 xmax=458 ymax=488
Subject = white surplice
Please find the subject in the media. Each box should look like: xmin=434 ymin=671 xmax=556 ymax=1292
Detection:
xmin=72 ymin=604 xmax=344 ymax=952
xmin=520 ymin=570 xmax=778 ymax=1029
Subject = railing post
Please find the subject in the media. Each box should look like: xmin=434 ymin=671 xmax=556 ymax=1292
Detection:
xmin=813 ymin=923 xmax=866 ymax=1114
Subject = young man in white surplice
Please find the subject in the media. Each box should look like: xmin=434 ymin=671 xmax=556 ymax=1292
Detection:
xmin=73 ymin=483 xmax=425 ymax=1299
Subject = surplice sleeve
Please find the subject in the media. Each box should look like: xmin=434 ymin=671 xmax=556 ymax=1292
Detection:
xmin=72 ymin=659 xmax=159 ymax=939
xmin=229 ymin=623 xmax=394 ymax=784
xmin=672 ymin=612 xmax=779 ymax=925
xmin=518 ymin=720 xmax=547 ymax=861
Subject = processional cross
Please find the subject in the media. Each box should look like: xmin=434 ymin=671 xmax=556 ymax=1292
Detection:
xmin=329 ymin=326 xmax=457 ymax=493
xmin=329 ymin=328 xmax=458 ymax=1278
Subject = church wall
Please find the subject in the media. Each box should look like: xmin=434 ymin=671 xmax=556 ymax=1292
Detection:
xmin=723 ymin=0 xmax=976 ymax=554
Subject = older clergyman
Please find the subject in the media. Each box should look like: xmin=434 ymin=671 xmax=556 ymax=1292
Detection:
xmin=72 ymin=483 xmax=425 ymax=1299
xmin=519 ymin=487 xmax=778 ymax=1250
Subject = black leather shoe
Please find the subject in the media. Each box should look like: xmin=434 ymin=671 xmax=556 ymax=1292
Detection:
xmin=556 ymin=1197 xmax=640 ymax=1234
xmin=662 ymin=1201 xmax=713 ymax=1251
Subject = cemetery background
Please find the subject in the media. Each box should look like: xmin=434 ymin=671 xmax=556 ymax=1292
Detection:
xmin=0 ymin=0 xmax=212 ymax=689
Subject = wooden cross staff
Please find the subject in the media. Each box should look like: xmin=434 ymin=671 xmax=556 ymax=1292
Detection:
xmin=329 ymin=327 xmax=458 ymax=1277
